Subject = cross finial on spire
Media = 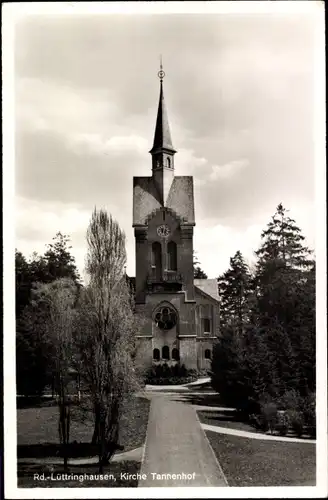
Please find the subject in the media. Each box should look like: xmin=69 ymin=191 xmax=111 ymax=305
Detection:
xmin=158 ymin=55 xmax=165 ymax=82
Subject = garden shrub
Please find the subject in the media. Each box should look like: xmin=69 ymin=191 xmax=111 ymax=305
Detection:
xmin=288 ymin=409 xmax=304 ymax=437
xmin=275 ymin=410 xmax=289 ymax=436
xmin=249 ymin=413 xmax=266 ymax=431
xmin=261 ymin=401 xmax=278 ymax=433
xmin=301 ymin=392 xmax=316 ymax=437
xmin=145 ymin=363 xmax=198 ymax=385
xmin=277 ymin=389 xmax=301 ymax=412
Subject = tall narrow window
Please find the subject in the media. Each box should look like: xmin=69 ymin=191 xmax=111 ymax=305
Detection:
xmin=205 ymin=349 xmax=211 ymax=360
xmin=172 ymin=348 xmax=180 ymax=361
xmin=153 ymin=348 xmax=160 ymax=361
xmin=203 ymin=318 xmax=211 ymax=334
xmin=162 ymin=345 xmax=170 ymax=360
xmin=151 ymin=242 xmax=162 ymax=279
xmin=167 ymin=241 xmax=177 ymax=271
xmin=166 ymin=157 xmax=171 ymax=168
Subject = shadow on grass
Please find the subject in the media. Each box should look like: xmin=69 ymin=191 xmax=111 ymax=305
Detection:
xmin=171 ymin=393 xmax=224 ymax=407
xmin=17 ymin=441 xmax=125 ymax=459
xmin=17 ymin=396 xmax=59 ymax=409
xmin=201 ymin=411 xmax=245 ymax=422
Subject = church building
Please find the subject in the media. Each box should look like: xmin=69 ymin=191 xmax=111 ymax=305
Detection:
xmin=132 ymin=66 xmax=220 ymax=371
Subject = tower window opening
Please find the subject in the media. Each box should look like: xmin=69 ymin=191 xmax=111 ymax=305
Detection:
xmin=151 ymin=242 xmax=162 ymax=279
xmin=166 ymin=157 xmax=171 ymax=168
xmin=162 ymin=345 xmax=170 ymax=360
xmin=167 ymin=241 xmax=177 ymax=271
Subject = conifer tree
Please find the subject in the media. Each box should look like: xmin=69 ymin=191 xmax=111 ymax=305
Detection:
xmin=193 ymin=250 xmax=208 ymax=279
xmin=44 ymin=232 xmax=81 ymax=284
xmin=211 ymin=204 xmax=315 ymax=420
xmin=251 ymin=204 xmax=315 ymax=399
xmin=255 ymin=203 xmax=313 ymax=278
xmin=218 ymin=250 xmax=252 ymax=338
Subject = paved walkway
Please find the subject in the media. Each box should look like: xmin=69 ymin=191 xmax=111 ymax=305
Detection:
xmin=201 ymin=423 xmax=316 ymax=443
xmin=138 ymin=393 xmax=228 ymax=487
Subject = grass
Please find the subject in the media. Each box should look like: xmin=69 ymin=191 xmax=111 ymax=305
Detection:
xmin=17 ymin=395 xmax=150 ymax=487
xmin=205 ymin=431 xmax=316 ymax=486
xmin=198 ymin=410 xmax=315 ymax=440
xmin=199 ymin=409 xmax=269 ymax=433
xmin=17 ymin=460 xmax=141 ymax=488
xmin=17 ymin=395 xmax=150 ymax=452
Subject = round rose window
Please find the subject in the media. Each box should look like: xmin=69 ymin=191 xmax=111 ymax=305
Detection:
xmin=154 ymin=306 xmax=177 ymax=330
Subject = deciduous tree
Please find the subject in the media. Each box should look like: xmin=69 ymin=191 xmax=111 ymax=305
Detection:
xmin=76 ymin=209 xmax=140 ymax=472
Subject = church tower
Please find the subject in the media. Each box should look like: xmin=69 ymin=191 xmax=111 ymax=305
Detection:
xmin=149 ymin=63 xmax=176 ymax=205
xmin=132 ymin=63 xmax=219 ymax=372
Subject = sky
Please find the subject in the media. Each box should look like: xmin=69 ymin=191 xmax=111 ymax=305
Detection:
xmin=13 ymin=4 xmax=320 ymax=280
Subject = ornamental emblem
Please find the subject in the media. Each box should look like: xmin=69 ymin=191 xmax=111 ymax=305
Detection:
xmin=154 ymin=306 xmax=177 ymax=330
xmin=157 ymin=224 xmax=170 ymax=238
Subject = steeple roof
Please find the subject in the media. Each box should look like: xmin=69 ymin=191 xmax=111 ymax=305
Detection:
xmin=150 ymin=76 xmax=176 ymax=155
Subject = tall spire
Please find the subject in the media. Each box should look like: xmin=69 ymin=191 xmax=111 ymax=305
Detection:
xmin=149 ymin=58 xmax=176 ymax=155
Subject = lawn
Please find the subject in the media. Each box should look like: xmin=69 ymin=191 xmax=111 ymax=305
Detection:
xmin=17 ymin=395 xmax=150 ymax=452
xmin=198 ymin=409 xmax=315 ymax=439
xmin=205 ymin=431 xmax=316 ymax=486
xmin=17 ymin=395 xmax=151 ymax=487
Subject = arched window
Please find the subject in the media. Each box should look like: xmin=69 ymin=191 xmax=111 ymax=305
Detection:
xmin=166 ymin=157 xmax=171 ymax=168
xmin=167 ymin=241 xmax=177 ymax=271
xmin=151 ymin=242 xmax=162 ymax=279
xmin=172 ymin=348 xmax=180 ymax=361
xmin=153 ymin=348 xmax=160 ymax=361
xmin=204 ymin=349 xmax=211 ymax=360
xmin=162 ymin=345 xmax=170 ymax=360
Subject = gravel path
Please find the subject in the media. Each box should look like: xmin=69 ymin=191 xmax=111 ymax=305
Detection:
xmin=138 ymin=393 xmax=228 ymax=487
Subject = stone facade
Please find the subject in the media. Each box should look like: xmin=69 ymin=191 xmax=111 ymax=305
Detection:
xmin=131 ymin=72 xmax=220 ymax=371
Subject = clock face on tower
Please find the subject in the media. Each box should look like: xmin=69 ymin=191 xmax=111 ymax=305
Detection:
xmin=157 ymin=224 xmax=170 ymax=238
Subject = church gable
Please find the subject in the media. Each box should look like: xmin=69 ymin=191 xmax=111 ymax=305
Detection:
xmin=133 ymin=177 xmax=161 ymax=226
xmin=133 ymin=175 xmax=195 ymax=226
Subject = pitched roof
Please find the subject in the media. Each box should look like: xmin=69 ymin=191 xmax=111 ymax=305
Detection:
xmin=133 ymin=176 xmax=195 ymax=225
xmin=194 ymin=279 xmax=219 ymax=302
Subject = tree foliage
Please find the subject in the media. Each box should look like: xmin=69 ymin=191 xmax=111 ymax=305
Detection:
xmin=16 ymin=234 xmax=80 ymax=396
xmin=76 ymin=208 xmax=140 ymax=471
xmin=43 ymin=232 xmax=81 ymax=284
xmin=211 ymin=204 xmax=316 ymax=429
xmin=218 ymin=250 xmax=252 ymax=337
xmin=30 ymin=278 xmax=78 ymax=469
xmin=193 ymin=251 xmax=208 ymax=279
